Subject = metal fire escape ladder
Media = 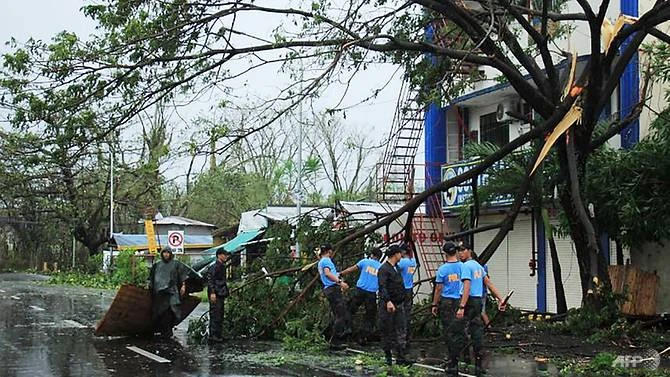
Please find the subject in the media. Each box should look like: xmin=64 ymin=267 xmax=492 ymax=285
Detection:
xmin=378 ymin=18 xmax=476 ymax=278
xmin=377 ymin=80 xmax=425 ymax=203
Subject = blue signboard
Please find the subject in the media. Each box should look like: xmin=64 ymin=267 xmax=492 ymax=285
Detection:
xmin=440 ymin=159 xmax=515 ymax=210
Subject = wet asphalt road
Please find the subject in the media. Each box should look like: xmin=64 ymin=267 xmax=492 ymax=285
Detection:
xmin=0 ymin=273 xmax=345 ymax=377
xmin=0 ymin=273 xmax=568 ymax=377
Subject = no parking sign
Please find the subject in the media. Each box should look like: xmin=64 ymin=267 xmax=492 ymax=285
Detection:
xmin=167 ymin=230 xmax=185 ymax=254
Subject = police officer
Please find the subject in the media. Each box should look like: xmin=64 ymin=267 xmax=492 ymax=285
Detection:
xmin=208 ymin=249 xmax=230 ymax=343
xmin=431 ymin=242 xmax=464 ymax=376
xmin=378 ymin=245 xmax=412 ymax=366
xmin=341 ymin=247 xmax=382 ymax=345
xmin=457 ymin=243 xmax=506 ymax=376
xmin=317 ymin=243 xmax=350 ymax=348
xmin=397 ymin=243 xmax=417 ymax=346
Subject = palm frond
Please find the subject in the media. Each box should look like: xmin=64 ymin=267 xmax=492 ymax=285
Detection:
xmin=463 ymin=141 xmax=500 ymax=159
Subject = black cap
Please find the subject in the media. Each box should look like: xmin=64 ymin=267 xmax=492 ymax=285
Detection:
xmin=216 ymin=248 xmax=229 ymax=256
xmin=319 ymin=244 xmax=332 ymax=255
xmin=385 ymin=244 xmax=403 ymax=257
xmin=443 ymin=242 xmax=459 ymax=254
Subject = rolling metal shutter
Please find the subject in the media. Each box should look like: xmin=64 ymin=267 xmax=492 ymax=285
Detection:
xmin=475 ymin=214 xmax=590 ymax=312
xmin=475 ymin=214 xmax=536 ymax=311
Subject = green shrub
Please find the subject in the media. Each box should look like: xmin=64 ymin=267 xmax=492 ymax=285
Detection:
xmin=111 ymin=249 xmax=149 ymax=287
xmin=281 ymin=319 xmax=329 ymax=353
xmin=186 ymin=219 xmax=367 ymax=344
xmin=536 ymin=286 xmax=626 ymax=336
xmin=84 ymin=253 xmax=104 ymax=274
xmin=47 ymin=271 xmax=116 ymax=289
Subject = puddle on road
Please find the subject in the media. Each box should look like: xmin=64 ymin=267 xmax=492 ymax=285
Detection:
xmin=0 ymin=274 xmax=568 ymax=376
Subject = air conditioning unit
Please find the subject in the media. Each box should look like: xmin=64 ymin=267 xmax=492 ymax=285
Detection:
xmin=496 ymin=102 xmax=511 ymax=122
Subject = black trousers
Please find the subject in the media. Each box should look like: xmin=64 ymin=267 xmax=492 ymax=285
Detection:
xmin=348 ymin=287 xmax=377 ymax=339
xmin=403 ymin=288 xmax=413 ymax=342
xmin=464 ymin=298 xmax=485 ymax=359
xmin=209 ymin=296 xmax=225 ymax=338
xmin=439 ymin=297 xmax=465 ymax=365
xmin=324 ymin=286 xmax=349 ymax=341
xmin=378 ymin=300 xmax=406 ymax=353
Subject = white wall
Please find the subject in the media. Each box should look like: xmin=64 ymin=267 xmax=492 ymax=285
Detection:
xmin=631 ymin=242 xmax=670 ymax=313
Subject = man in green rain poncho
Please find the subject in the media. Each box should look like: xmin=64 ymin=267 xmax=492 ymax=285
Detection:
xmin=148 ymin=246 xmax=191 ymax=337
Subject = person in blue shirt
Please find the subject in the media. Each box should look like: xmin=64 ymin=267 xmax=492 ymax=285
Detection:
xmin=317 ymin=243 xmax=350 ymax=348
xmin=396 ymin=243 xmax=416 ymax=346
xmin=431 ymin=242 xmax=464 ymax=376
xmin=341 ymin=247 xmax=382 ymax=345
xmin=457 ymin=243 xmax=506 ymax=376
xmin=471 ymin=251 xmax=491 ymax=326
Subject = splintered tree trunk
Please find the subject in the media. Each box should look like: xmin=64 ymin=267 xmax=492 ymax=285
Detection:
xmin=548 ymin=236 xmax=568 ymax=314
xmin=559 ymin=188 xmax=596 ymax=300
xmin=558 ymin=134 xmax=612 ymax=307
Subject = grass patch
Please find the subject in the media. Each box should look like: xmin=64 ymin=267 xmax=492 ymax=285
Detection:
xmin=559 ymin=352 xmax=670 ymax=377
xmin=47 ymin=271 xmax=117 ymax=289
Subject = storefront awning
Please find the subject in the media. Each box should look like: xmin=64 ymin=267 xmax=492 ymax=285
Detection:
xmin=203 ymin=229 xmax=264 ymax=255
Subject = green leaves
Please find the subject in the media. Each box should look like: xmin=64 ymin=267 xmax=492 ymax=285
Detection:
xmin=586 ymin=107 xmax=670 ymax=246
xmin=2 ymin=48 xmax=30 ymax=74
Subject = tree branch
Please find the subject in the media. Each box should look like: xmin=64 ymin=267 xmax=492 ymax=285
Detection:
xmin=335 ymin=91 xmax=581 ymax=249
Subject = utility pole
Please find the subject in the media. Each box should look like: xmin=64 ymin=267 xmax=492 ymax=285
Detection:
xmin=296 ymin=66 xmax=303 ymax=259
xmin=109 ymin=146 xmax=114 ymax=240
xmin=107 ymin=144 xmax=114 ymax=273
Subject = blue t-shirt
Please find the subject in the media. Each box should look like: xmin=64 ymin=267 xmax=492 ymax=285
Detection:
xmin=435 ymin=261 xmax=463 ymax=299
xmin=318 ymin=257 xmax=338 ymax=289
xmin=397 ymin=257 xmax=417 ymax=289
xmin=461 ymin=259 xmax=487 ymax=298
xmin=355 ymin=258 xmax=381 ymax=292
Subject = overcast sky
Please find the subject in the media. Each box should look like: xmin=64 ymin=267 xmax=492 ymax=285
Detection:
xmin=0 ymin=1 xmax=425 ymax=190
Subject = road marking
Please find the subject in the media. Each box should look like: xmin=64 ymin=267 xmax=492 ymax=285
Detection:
xmin=10 ymin=295 xmax=20 ymax=300
xmin=126 ymin=346 xmax=171 ymax=363
xmin=0 ymin=289 xmax=6 ymax=293
xmin=63 ymin=320 xmax=87 ymax=328
xmin=29 ymin=305 xmax=45 ymax=311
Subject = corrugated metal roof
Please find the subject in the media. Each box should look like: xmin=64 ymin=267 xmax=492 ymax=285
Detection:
xmin=137 ymin=216 xmax=216 ymax=228
xmin=238 ymin=206 xmax=333 ymax=232
xmin=153 ymin=216 xmax=216 ymax=227
xmin=111 ymin=233 xmax=213 ymax=250
xmin=338 ymin=201 xmax=404 ymax=222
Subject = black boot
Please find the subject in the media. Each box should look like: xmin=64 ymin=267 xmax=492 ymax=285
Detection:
xmin=446 ymin=359 xmax=459 ymax=376
xmin=396 ymin=347 xmax=415 ymax=366
xmin=329 ymin=336 xmax=346 ymax=351
xmin=475 ymin=357 xmax=486 ymax=376
xmin=384 ymin=350 xmax=393 ymax=366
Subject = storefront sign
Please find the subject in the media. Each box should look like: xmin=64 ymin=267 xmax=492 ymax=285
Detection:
xmin=441 ymin=159 xmax=514 ymax=210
